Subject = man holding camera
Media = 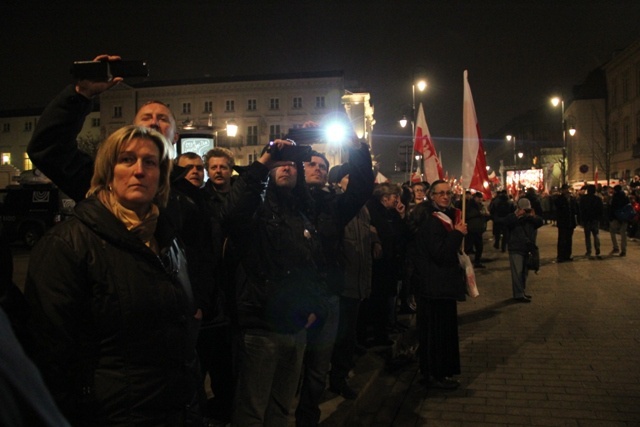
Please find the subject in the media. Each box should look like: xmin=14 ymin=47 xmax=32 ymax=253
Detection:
xmin=293 ymin=126 xmax=373 ymax=426
xmin=504 ymin=198 xmax=544 ymax=302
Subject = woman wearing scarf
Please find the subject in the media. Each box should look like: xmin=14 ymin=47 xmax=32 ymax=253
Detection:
xmin=410 ymin=179 xmax=467 ymax=390
xmin=24 ymin=126 xmax=199 ymax=426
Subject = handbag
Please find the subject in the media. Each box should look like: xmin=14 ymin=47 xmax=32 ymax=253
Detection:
xmin=458 ymin=251 xmax=479 ymax=298
xmin=521 ymin=224 xmax=540 ymax=274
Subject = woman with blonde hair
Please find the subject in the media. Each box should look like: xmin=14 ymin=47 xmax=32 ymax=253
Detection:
xmin=24 ymin=125 xmax=199 ymax=426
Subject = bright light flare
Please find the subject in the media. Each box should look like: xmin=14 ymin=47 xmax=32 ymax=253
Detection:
xmin=324 ymin=122 xmax=348 ymax=143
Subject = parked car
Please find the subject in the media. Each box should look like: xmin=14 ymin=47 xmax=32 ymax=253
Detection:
xmin=0 ymin=183 xmax=74 ymax=248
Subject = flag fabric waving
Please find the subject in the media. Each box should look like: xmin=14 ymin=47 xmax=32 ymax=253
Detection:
xmin=461 ymin=70 xmax=491 ymax=199
xmin=414 ymin=103 xmax=443 ymax=183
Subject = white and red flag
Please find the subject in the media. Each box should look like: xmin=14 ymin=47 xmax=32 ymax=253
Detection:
xmin=461 ymin=70 xmax=491 ymax=199
xmin=414 ymin=103 xmax=443 ymax=184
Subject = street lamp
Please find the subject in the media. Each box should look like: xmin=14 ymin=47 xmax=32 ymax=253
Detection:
xmin=398 ymin=70 xmax=427 ymax=181
xmin=550 ymin=96 xmax=568 ymax=185
xmin=506 ymin=134 xmax=517 ymax=169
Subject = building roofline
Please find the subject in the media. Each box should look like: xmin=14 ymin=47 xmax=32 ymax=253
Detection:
xmin=131 ymin=70 xmax=345 ymax=89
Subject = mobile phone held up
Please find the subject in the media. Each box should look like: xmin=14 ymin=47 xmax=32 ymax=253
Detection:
xmin=70 ymin=60 xmax=149 ymax=81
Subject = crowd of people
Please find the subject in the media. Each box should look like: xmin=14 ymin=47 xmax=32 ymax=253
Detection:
xmin=1 ymin=55 xmax=639 ymax=427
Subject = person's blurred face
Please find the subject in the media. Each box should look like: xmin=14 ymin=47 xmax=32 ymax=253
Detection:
xmin=304 ymin=155 xmax=328 ymax=187
xmin=431 ymin=183 xmax=453 ymax=209
xmin=381 ymin=192 xmax=399 ymax=210
xmin=206 ymin=156 xmax=232 ymax=192
xmin=413 ymin=185 xmax=426 ymax=203
xmin=111 ymin=137 xmax=160 ymax=217
xmin=134 ymin=103 xmax=177 ymax=143
xmin=273 ymin=162 xmax=297 ymax=189
xmin=177 ymin=156 xmax=205 ymax=188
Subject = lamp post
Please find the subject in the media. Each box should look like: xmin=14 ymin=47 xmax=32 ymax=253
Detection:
xmin=506 ymin=134 xmax=517 ymax=169
xmin=399 ymin=71 xmax=427 ymax=181
xmin=550 ymin=96 xmax=567 ymax=185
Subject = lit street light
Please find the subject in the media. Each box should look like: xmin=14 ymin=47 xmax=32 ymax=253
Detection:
xmin=550 ymin=96 xmax=574 ymax=185
xmin=506 ymin=134 xmax=517 ymax=169
xmin=399 ymin=69 xmax=428 ymax=181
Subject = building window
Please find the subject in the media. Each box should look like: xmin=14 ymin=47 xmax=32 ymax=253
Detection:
xmin=636 ymin=112 xmax=640 ymax=144
xmin=1 ymin=153 xmax=10 ymax=165
xmin=269 ymin=125 xmax=281 ymax=141
xmin=225 ymin=100 xmax=235 ymax=112
xmin=293 ymin=97 xmax=303 ymax=109
xmin=3 ymin=123 xmax=10 ymax=133
xmin=611 ymin=123 xmax=619 ymax=152
xmin=315 ymin=96 xmax=326 ymax=109
xmin=204 ymin=101 xmax=213 ymax=113
xmin=24 ymin=121 xmax=33 ymax=132
xmin=92 ymin=118 xmax=100 ymax=127
xmin=269 ymin=98 xmax=280 ymax=110
xmin=610 ymin=78 xmax=618 ymax=108
xmin=247 ymin=99 xmax=257 ymax=111
xmin=623 ymin=118 xmax=630 ymax=150
xmin=246 ymin=125 xmax=258 ymax=145
xmin=114 ymin=106 xmax=122 ymax=118
xmin=182 ymin=103 xmax=191 ymax=114
xmin=24 ymin=153 xmax=32 ymax=171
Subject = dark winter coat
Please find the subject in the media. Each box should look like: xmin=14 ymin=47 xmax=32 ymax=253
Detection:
xmin=23 ymin=196 xmax=198 ymax=426
xmin=367 ymin=198 xmax=410 ymax=297
xmin=504 ymin=212 xmax=544 ymax=255
xmin=225 ymin=162 xmax=329 ymax=334
xmin=411 ymin=202 xmax=466 ymax=301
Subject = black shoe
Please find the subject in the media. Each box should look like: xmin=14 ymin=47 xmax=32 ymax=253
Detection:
xmin=329 ymin=383 xmax=358 ymax=400
xmin=610 ymin=249 xmax=620 ymax=255
xmin=524 ymin=294 xmax=532 ymax=299
xmin=620 ymin=252 xmax=626 ymax=257
xmin=514 ymin=296 xmax=531 ymax=303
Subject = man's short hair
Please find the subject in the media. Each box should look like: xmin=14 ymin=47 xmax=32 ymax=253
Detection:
xmin=204 ymin=147 xmax=235 ymax=168
xmin=177 ymin=152 xmax=203 ymax=162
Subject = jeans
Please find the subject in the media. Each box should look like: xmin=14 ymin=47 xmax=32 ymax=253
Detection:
xmin=509 ymin=252 xmax=528 ymax=298
xmin=233 ymin=328 xmax=306 ymax=427
xmin=582 ymin=220 xmax=601 ymax=255
xmin=609 ymin=219 xmax=627 ymax=253
xmin=295 ymin=294 xmax=339 ymax=427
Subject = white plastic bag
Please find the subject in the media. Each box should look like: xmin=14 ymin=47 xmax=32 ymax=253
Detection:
xmin=458 ymin=251 xmax=479 ymax=298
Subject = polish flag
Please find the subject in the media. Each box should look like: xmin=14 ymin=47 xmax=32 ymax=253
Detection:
xmin=414 ymin=103 xmax=443 ymax=183
xmin=461 ymin=70 xmax=491 ymax=199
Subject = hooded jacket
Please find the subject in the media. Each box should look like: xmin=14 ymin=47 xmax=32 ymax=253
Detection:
xmin=24 ymin=196 xmax=198 ymax=426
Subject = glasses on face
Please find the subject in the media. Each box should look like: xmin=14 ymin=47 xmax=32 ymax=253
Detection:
xmin=432 ymin=190 xmax=453 ymax=197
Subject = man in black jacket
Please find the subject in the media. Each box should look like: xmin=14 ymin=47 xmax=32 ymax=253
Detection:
xmin=295 ymin=142 xmax=373 ymax=425
xmin=579 ymin=184 xmax=603 ymax=259
xmin=553 ymin=184 xmax=578 ymax=262
xmin=608 ymin=185 xmax=630 ymax=256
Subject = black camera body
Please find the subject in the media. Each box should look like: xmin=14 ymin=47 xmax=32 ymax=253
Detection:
xmin=70 ymin=60 xmax=149 ymax=81
xmin=269 ymin=144 xmax=312 ymax=163
xmin=284 ymin=127 xmax=324 ymax=145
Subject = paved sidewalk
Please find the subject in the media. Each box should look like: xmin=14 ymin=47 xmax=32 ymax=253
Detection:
xmin=317 ymin=224 xmax=640 ymax=426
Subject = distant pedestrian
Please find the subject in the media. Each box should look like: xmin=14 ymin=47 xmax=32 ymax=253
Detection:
xmin=579 ymin=184 xmax=603 ymax=259
xmin=553 ymin=184 xmax=578 ymax=262
xmin=489 ymin=190 xmax=514 ymax=252
xmin=504 ymin=198 xmax=543 ymax=302
xmin=608 ymin=185 xmax=630 ymax=256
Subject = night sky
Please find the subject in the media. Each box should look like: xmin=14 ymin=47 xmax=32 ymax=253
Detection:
xmin=2 ymin=0 xmax=639 ymax=176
